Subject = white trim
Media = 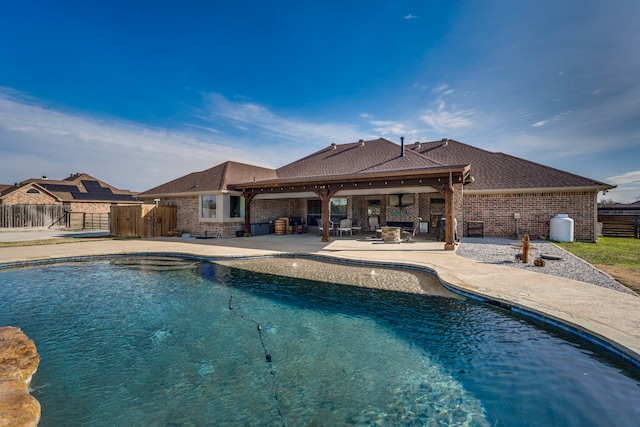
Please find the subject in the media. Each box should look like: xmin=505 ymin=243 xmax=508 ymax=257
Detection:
xmin=199 ymin=194 xmax=218 ymax=222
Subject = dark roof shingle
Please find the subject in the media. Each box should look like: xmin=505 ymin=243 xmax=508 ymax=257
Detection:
xmin=140 ymin=138 xmax=613 ymax=195
xmin=139 ymin=161 xmax=278 ymax=195
xmin=275 ymin=138 xmax=443 ymax=179
xmin=413 ymin=140 xmax=612 ymax=191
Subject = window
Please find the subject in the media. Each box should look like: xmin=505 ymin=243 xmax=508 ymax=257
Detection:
xmin=330 ymin=198 xmax=347 ymax=220
xmin=200 ymin=195 xmax=217 ymax=219
xmin=367 ymin=199 xmax=380 ymax=217
xmin=26 ymin=189 xmax=40 ymax=194
xmin=306 ymin=199 xmax=322 ymax=226
xmin=229 ymin=195 xmax=244 ymax=218
xmin=400 ymin=194 xmax=414 ymax=206
xmin=389 ymin=194 xmax=414 ymax=207
xmin=307 ymin=198 xmax=348 ymax=226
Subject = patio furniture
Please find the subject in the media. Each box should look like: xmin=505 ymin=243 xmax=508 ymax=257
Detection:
xmin=350 ymin=218 xmax=362 ymax=235
xmin=368 ymin=216 xmax=380 ymax=232
xmin=336 ymin=219 xmax=353 ymax=237
xmin=401 ymin=218 xmax=422 ymax=243
xmin=318 ymin=219 xmax=335 ymax=236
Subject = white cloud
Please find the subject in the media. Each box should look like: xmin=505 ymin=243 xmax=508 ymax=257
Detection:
xmin=433 ymin=84 xmax=449 ymax=94
xmin=606 ymin=170 xmax=640 ymax=186
xmin=404 ymin=14 xmax=419 ymax=20
xmin=532 ymin=111 xmax=570 ymax=127
xmin=203 ymin=93 xmax=361 ymax=145
xmin=420 ymin=110 xmax=474 ymax=133
xmin=0 ymin=94 xmax=243 ymax=191
xmin=0 ymin=90 xmax=366 ymax=191
xmin=369 ymin=120 xmax=407 ymax=136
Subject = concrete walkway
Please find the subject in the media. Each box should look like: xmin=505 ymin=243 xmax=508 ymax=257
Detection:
xmin=1 ymin=233 xmax=639 ymax=365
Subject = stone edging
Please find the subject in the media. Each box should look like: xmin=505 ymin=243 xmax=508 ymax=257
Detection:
xmin=0 ymin=326 xmax=41 ymax=426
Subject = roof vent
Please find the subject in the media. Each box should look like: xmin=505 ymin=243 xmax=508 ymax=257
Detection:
xmin=441 ymin=138 xmax=449 ymax=147
xmin=42 ymin=176 xmax=47 ymax=180
xmin=330 ymin=143 xmax=337 ymax=150
xmin=414 ymin=141 xmax=421 ymax=149
xmin=400 ymin=136 xmax=405 ymax=157
xmin=359 ymin=139 xmax=365 ymax=146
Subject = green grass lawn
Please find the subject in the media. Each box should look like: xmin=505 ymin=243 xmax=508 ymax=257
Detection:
xmin=555 ymin=237 xmax=640 ymax=268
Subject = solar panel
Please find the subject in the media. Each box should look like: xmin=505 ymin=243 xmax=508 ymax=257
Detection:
xmin=81 ymin=180 xmax=111 ymax=194
xmin=71 ymin=191 xmax=137 ymax=201
xmin=40 ymin=184 xmax=78 ymax=192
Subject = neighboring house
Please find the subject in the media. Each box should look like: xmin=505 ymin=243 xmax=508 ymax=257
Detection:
xmin=139 ymin=138 xmax=614 ymax=246
xmin=0 ymin=173 xmax=140 ymax=229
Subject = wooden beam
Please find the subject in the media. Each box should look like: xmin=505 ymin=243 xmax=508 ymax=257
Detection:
xmin=231 ymin=169 xmax=470 ymax=195
xmin=242 ymin=191 xmax=257 ymax=237
xmin=314 ymin=186 xmax=339 ymax=242
xmin=444 ymin=174 xmax=456 ymax=250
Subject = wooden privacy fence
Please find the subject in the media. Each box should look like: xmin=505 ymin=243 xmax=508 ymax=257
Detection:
xmin=0 ymin=204 xmax=67 ymax=228
xmin=599 ymin=215 xmax=640 ymax=238
xmin=110 ymin=204 xmax=177 ymax=238
xmin=68 ymin=212 xmax=110 ymax=230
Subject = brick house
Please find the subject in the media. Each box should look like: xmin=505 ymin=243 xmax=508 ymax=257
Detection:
xmin=139 ymin=138 xmax=614 ymax=246
xmin=0 ymin=173 xmax=140 ymax=227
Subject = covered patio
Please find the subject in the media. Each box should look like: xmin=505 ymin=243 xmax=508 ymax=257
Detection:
xmin=232 ymin=165 xmax=471 ymax=251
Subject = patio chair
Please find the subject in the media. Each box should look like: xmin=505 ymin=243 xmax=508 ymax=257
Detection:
xmin=350 ymin=218 xmax=362 ymax=235
xmin=368 ymin=216 xmax=380 ymax=232
xmin=318 ymin=219 xmax=335 ymax=236
xmin=368 ymin=216 xmax=381 ymax=238
xmin=401 ymin=217 xmax=422 ymax=243
xmin=336 ymin=219 xmax=353 ymax=237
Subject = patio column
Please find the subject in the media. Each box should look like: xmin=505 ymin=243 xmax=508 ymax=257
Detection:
xmin=242 ymin=192 xmax=257 ymax=237
xmin=314 ymin=186 xmax=339 ymax=242
xmin=444 ymin=176 xmax=456 ymax=251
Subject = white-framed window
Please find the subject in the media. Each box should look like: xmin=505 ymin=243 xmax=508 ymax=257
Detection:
xmin=200 ymin=195 xmax=217 ymax=220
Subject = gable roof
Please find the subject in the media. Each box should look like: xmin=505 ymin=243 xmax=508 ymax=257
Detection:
xmin=412 ymin=139 xmax=613 ymax=192
xmin=1 ymin=173 xmax=139 ymax=203
xmin=0 ymin=182 xmax=62 ymax=202
xmin=139 ymin=161 xmax=278 ymax=196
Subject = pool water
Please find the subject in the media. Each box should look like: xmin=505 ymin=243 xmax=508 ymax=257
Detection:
xmin=0 ymin=257 xmax=639 ymax=426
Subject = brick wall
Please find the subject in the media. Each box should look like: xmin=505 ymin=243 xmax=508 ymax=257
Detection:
xmin=1 ymin=187 xmax=58 ymax=205
xmin=69 ymin=202 xmax=113 ymax=214
xmin=462 ymin=191 xmax=596 ymax=241
xmin=148 ymin=189 xmax=597 ymax=241
xmin=160 ymin=196 xmax=305 ymax=237
xmin=158 ymin=196 xmax=235 ymax=237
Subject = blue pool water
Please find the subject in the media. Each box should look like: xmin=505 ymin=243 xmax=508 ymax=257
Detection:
xmin=1 ymin=257 xmax=639 ymax=426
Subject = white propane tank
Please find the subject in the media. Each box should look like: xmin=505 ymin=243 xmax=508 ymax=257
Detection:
xmin=549 ymin=214 xmax=574 ymax=242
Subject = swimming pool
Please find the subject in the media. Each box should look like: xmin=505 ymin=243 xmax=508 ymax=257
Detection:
xmin=1 ymin=256 xmax=639 ymax=426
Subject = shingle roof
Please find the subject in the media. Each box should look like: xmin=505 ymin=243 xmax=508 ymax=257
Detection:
xmin=0 ymin=184 xmax=13 ymax=195
xmin=275 ymin=138 xmax=444 ymax=180
xmin=412 ymin=139 xmax=613 ymax=191
xmin=141 ymin=138 xmax=613 ymax=195
xmin=2 ymin=173 xmax=139 ymax=202
xmin=139 ymin=161 xmax=278 ymax=196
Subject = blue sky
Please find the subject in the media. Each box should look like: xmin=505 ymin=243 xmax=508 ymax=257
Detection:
xmin=1 ymin=1 xmax=639 ymax=201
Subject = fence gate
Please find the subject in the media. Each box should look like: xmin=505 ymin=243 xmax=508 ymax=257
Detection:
xmin=110 ymin=205 xmax=177 ymax=238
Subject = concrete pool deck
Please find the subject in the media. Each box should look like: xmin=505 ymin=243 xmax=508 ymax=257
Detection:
xmin=1 ymin=232 xmax=639 ymax=366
